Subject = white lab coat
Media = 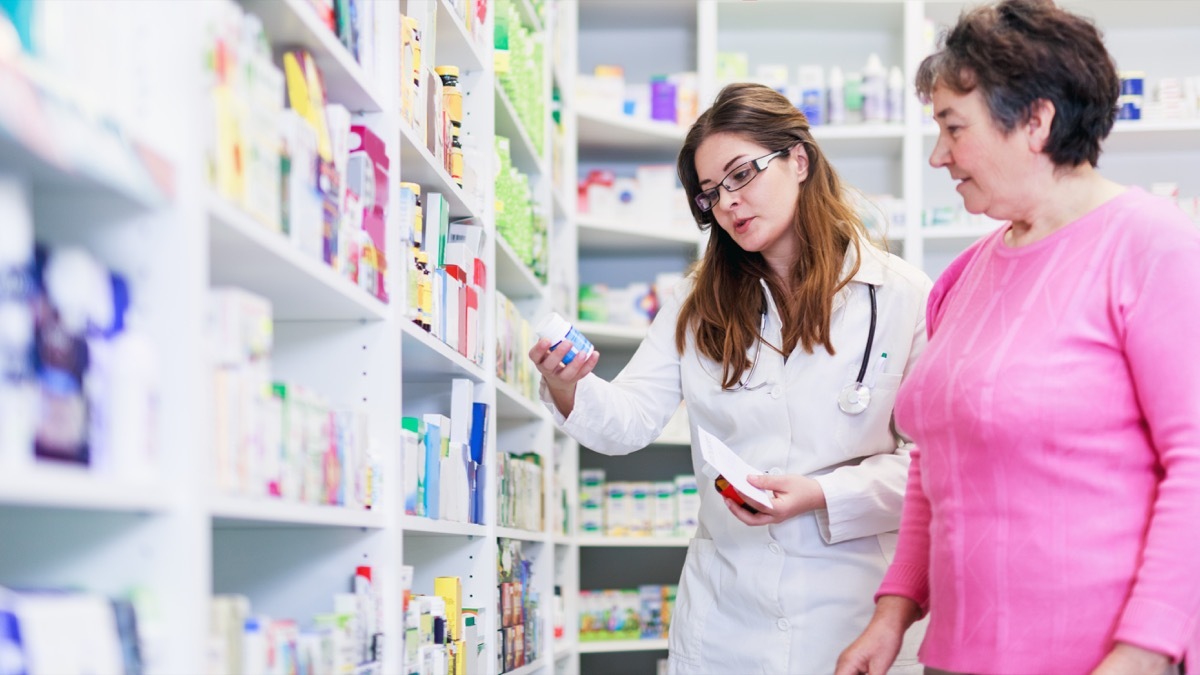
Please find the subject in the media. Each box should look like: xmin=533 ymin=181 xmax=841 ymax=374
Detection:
xmin=544 ymin=242 xmax=932 ymax=674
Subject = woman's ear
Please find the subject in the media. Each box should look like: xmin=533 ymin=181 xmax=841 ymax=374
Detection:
xmin=1026 ymin=98 xmax=1056 ymax=153
xmin=791 ymin=144 xmax=810 ymax=183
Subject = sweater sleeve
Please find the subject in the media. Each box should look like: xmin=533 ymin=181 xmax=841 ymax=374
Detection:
xmin=1111 ymin=232 xmax=1200 ymax=659
xmin=875 ymin=445 xmax=933 ymax=615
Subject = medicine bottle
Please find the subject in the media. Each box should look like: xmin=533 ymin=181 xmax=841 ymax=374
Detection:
xmin=535 ymin=313 xmax=594 ymax=365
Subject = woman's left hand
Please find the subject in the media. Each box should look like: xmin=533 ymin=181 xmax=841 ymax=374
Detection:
xmin=722 ymin=473 xmax=827 ymax=526
xmin=1091 ymin=643 xmax=1173 ymax=675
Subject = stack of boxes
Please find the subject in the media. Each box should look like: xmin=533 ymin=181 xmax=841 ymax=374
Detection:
xmin=579 ymin=470 xmax=699 ymax=538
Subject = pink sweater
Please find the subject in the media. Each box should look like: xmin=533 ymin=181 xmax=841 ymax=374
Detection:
xmin=880 ymin=188 xmax=1200 ymax=673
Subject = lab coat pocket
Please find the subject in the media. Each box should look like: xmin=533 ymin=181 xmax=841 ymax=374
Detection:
xmin=835 ymin=372 xmax=903 ymax=454
xmin=669 ymin=537 xmax=722 ymax=665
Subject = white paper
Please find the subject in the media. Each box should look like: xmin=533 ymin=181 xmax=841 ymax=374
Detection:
xmin=697 ymin=427 xmax=774 ymax=510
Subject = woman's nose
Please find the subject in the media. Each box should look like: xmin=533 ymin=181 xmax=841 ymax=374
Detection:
xmin=929 ymin=136 xmax=951 ymax=169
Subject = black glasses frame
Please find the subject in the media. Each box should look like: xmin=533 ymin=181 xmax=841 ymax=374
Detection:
xmin=694 ymin=148 xmax=789 ymax=212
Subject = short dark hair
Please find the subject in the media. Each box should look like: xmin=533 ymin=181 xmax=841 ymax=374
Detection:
xmin=915 ymin=0 xmax=1119 ymax=168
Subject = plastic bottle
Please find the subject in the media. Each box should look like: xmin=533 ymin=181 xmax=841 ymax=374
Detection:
xmin=862 ymin=53 xmax=886 ymax=123
xmin=887 ymin=66 xmax=905 ymax=123
xmin=535 ymin=313 xmax=594 ymax=365
xmin=827 ymin=66 xmax=846 ymax=125
xmin=797 ymin=65 xmax=825 ymax=126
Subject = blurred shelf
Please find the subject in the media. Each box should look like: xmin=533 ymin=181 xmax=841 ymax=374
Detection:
xmin=401 ymin=320 xmax=487 ymax=383
xmin=514 ymin=0 xmax=544 ymax=32
xmin=926 ymin=0 xmax=1200 ymax=30
xmin=496 ymin=233 xmax=547 ymax=300
xmin=554 ymin=640 xmax=577 ymax=659
xmin=1107 ymin=119 xmax=1200 ymax=153
xmin=496 ymin=82 xmax=547 ymax=176
xmin=575 ymin=536 xmax=690 ymax=548
xmin=0 ymin=57 xmax=173 ymax=213
xmin=0 ymin=466 xmax=169 ymax=514
xmin=505 ymin=657 xmax=547 ymax=675
xmin=436 ymin=0 xmax=489 ymax=73
xmin=496 ymin=526 xmax=550 ymax=543
xmin=553 ymin=185 xmax=573 ymax=219
xmin=398 ymin=120 xmax=487 ymax=223
xmin=402 ymin=515 xmax=488 ymax=537
xmin=208 ymin=194 xmax=391 ymax=321
xmin=922 ymin=224 xmax=1002 ymax=241
xmin=243 ymin=0 xmax=384 ymax=112
xmin=576 ymin=109 xmax=686 ymax=154
xmin=574 ymin=321 xmax=647 ymax=350
xmin=578 ymin=638 xmax=669 ymax=653
xmin=210 ymin=495 xmax=385 ymax=528
xmin=577 ymin=214 xmax=701 ymax=254
xmin=811 ymin=123 xmax=905 ymax=158
xmin=496 ymin=379 xmax=549 ymax=422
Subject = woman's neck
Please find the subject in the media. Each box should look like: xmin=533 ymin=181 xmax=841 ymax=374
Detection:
xmin=1006 ymin=165 xmax=1124 ymax=247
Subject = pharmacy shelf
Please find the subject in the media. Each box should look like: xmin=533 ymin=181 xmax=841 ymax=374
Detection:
xmin=553 ymin=185 xmax=573 ymax=219
xmin=496 ymin=379 xmax=550 ymax=422
xmin=515 ymin=0 xmax=544 ymax=33
xmin=0 ymin=467 xmax=170 ymax=514
xmin=554 ymin=640 xmax=577 ymax=659
xmin=811 ymin=123 xmax=905 ymax=158
xmin=398 ymin=119 xmax=487 ymax=224
xmin=401 ymin=515 xmax=489 ymax=537
xmin=496 ymin=233 xmax=547 ymax=300
xmin=207 ymin=194 xmax=391 ymax=321
xmin=243 ymin=0 xmax=384 ymax=113
xmin=573 ymin=321 xmax=647 ymax=350
xmin=1107 ymin=119 xmax=1200 ymax=153
xmin=436 ymin=0 xmax=489 ymax=73
xmin=400 ymin=320 xmax=488 ymax=383
xmin=496 ymin=82 xmax=547 ymax=177
xmin=0 ymin=58 xmax=173 ymax=212
xmin=506 ymin=657 xmax=547 ymax=675
xmin=576 ymin=109 xmax=686 ymax=154
xmin=209 ymin=495 xmax=386 ymax=529
xmin=922 ymin=224 xmax=1002 ymax=241
xmin=575 ymin=536 xmax=691 ymax=548
xmin=496 ymin=526 xmax=551 ymax=544
xmin=577 ymin=638 xmax=669 ymax=654
xmin=577 ymin=214 xmax=701 ymax=254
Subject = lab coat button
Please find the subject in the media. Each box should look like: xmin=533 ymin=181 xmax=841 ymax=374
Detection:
xmin=769 ymin=385 xmax=782 ymax=398
xmin=767 ymin=467 xmax=782 ymax=475
xmin=768 ymin=542 xmax=782 ymax=554
xmin=777 ymin=618 xmax=790 ymax=631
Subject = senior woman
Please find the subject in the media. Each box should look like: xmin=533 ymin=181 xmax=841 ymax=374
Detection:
xmin=836 ymin=1 xmax=1200 ymax=674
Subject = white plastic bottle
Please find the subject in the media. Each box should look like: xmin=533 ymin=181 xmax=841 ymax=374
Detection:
xmin=535 ymin=313 xmax=594 ymax=365
xmin=827 ymin=65 xmax=846 ymax=125
xmin=862 ymin=53 xmax=886 ymax=123
xmin=887 ymin=66 xmax=905 ymax=123
xmin=797 ymin=64 xmax=825 ymax=125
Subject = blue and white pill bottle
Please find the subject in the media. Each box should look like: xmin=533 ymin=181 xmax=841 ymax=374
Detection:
xmin=535 ymin=313 xmax=593 ymax=365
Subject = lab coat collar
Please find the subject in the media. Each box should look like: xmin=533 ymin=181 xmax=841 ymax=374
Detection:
xmin=759 ymin=237 xmax=887 ymax=320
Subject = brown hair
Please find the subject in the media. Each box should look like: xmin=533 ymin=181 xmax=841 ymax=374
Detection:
xmin=915 ymin=0 xmax=1119 ymax=168
xmin=675 ymin=83 xmax=866 ymax=390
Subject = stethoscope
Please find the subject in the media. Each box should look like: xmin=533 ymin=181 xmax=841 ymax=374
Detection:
xmin=733 ymin=284 xmax=879 ymax=416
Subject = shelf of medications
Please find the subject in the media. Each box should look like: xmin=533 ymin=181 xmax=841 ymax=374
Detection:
xmin=401 ymin=514 xmax=489 ymax=537
xmin=573 ymin=321 xmax=647 ymax=350
xmin=0 ymin=467 xmax=170 ymax=514
xmin=436 ymin=0 xmax=489 ymax=73
xmin=577 ymin=215 xmax=702 ymax=253
xmin=398 ymin=119 xmax=487 ymax=223
xmin=400 ymin=321 xmax=488 ymax=383
xmin=811 ymin=123 xmax=905 ymax=158
xmin=577 ymin=638 xmax=669 ymax=654
xmin=0 ymin=58 xmax=173 ymax=212
xmin=207 ymin=194 xmax=391 ymax=321
xmin=242 ymin=0 xmax=385 ymax=113
xmin=575 ymin=536 xmax=691 ymax=548
xmin=497 ymin=526 xmax=551 ymax=544
xmin=496 ymin=379 xmax=549 ymax=422
xmin=515 ymin=0 xmax=544 ymax=32
xmin=496 ymin=233 xmax=547 ymax=300
xmin=209 ymin=495 xmax=386 ymax=529
xmin=505 ymin=656 xmax=547 ymax=675
xmin=496 ymin=83 xmax=548 ymax=178
xmin=576 ymin=109 xmax=686 ymax=153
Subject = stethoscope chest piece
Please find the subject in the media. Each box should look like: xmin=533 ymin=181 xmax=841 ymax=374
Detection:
xmin=838 ymin=382 xmax=871 ymax=415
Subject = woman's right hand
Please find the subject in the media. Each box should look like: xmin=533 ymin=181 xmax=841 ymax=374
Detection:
xmin=834 ymin=596 xmax=919 ymax=675
xmin=528 ymin=338 xmax=600 ymax=418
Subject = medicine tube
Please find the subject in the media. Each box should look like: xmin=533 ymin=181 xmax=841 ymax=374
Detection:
xmin=535 ymin=313 xmax=594 ymax=365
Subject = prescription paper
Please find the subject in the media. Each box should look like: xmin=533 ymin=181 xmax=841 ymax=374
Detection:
xmin=697 ymin=427 xmax=774 ymax=511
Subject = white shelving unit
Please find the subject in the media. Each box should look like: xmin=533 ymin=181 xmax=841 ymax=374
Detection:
xmin=0 ymin=0 xmax=566 ymax=672
xmin=556 ymin=1 xmax=1200 ymax=671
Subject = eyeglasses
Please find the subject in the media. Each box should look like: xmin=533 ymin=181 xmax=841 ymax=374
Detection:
xmin=694 ymin=148 xmax=789 ymax=212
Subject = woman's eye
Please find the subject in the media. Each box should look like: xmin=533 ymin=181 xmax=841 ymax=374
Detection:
xmin=731 ymin=168 xmax=752 ymax=182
